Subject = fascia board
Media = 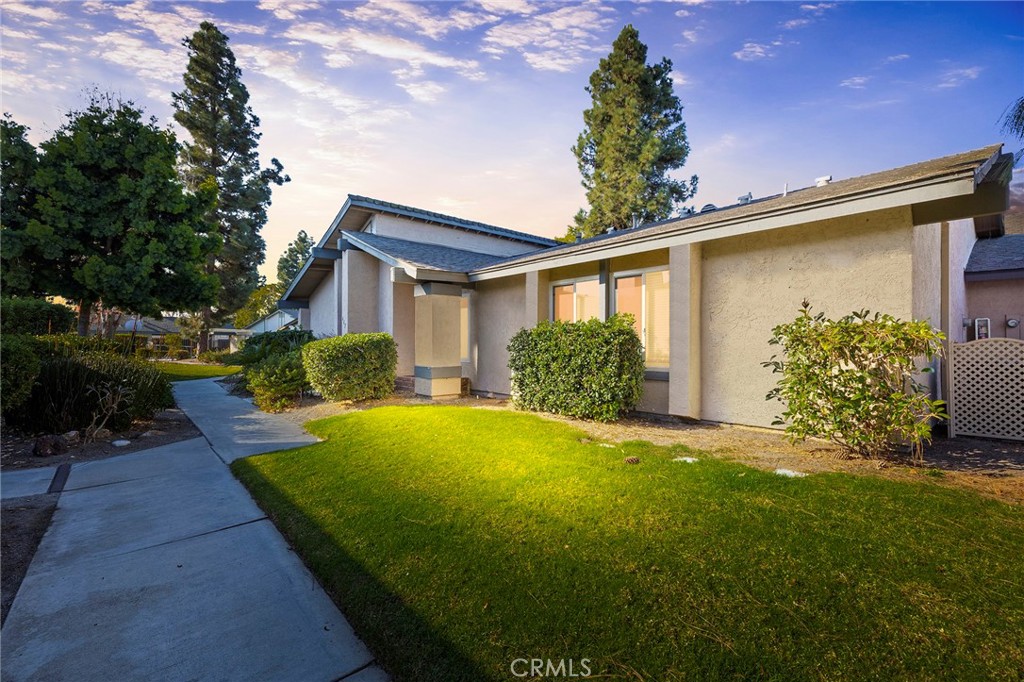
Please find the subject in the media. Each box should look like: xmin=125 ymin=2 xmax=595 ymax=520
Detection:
xmin=470 ymin=175 xmax=976 ymax=282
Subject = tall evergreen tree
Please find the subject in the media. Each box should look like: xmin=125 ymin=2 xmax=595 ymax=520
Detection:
xmin=0 ymin=114 xmax=41 ymax=295
xmin=276 ymin=229 xmax=314 ymax=286
xmin=16 ymin=96 xmax=218 ymax=334
xmin=570 ymin=25 xmax=698 ymax=239
xmin=172 ymin=21 xmax=288 ymax=349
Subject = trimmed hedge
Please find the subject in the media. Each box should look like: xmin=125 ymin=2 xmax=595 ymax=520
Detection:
xmin=0 ymin=298 xmax=76 ymax=335
xmin=237 ymin=329 xmax=315 ymax=366
xmin=35 ymin=333 xmax=124 ymax=357
xmin=0 ymin=334 xmax=41 ymax=413
xmin=302 ymin=333 xmax=397 ymax=401
xmin=246 ymin=350 xmax=308 ymax=412
xmin=5 ymin=352 xmax=173 ymax=434
xmin=507 ymin=314 xmax=645 ymax=422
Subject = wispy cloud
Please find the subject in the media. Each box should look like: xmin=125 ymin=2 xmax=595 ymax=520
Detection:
xmin=1 ymin=1 xmax=65 ymax=23
xmin=256 ymin=0 xmax=320 ymax=21
xmin=669 ymin=70 xmax=691 ymax=87
xmin=800 ymin=3 xmax=837 ymax=15
xmin=782 ymin=18 xmax=811 ymax=30
xmin=340 ymin=0 xmax=497 ymax=40
xmin=884 ymin=53 xmax=910 ymax=64
xmin=840 ymin=75 xmax=869 ymax=89
xmin=733 ymin=41 xmax=774 ymax=61
xmin=681 ymin=29 xmax=699 ymax=44
xmin=937 ymin=66 xmax=981 ymax=89
xmin=481 ymin=3 xmax=615 ymax=72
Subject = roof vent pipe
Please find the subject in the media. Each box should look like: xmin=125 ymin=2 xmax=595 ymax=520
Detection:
xmin=630 ymin=213 xmax=640 ymax=230
xmin=737 ymin=192 xmax=752 ymax=204
xmin=815 ymin=175 xmax=832 ymax=187
xmin=783 ymin=182 xmax=788 ymax=197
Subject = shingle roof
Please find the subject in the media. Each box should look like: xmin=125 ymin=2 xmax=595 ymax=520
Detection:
xmin=966 ymin=235 xmax=1024 ymax=273
xmin=346 ymin=195 xmax=557 ymax=247
xmin=471 ymin=144 xmax=1005 ymax=275
xmin=344 ymin=232 xmax=510 ymax=272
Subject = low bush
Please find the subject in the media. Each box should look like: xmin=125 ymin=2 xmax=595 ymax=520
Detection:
xmin=246 ymin=350 xmax=308 ymax=412
xmin=0 ymin=334 xmax=41 ymax=413
xmin=763 ymin=301 xmax=947 ymax=459
xmin=34 ymin=333 xmax=123 ymax=357
xmin=198 ymin=349 xmax=229 ymax=364
xmin=302 ymin=333 xmax=397 ymax=401
xmin=1 ymin=297 xmax=76 ymax=335
xmin=237 ymin=329 xmax=315 ymax=366
xmin=507 ymin=314 xmax=645 ymax=422
xmin=6 ymin=352 xmax=173 ymax=435
xmin=164 ymin=333 xmax=184 ymax=359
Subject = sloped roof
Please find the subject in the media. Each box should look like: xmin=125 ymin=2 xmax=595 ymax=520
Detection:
xmin=335 ymin=195 xmax=557 ymax=247
xmin=966 ymin=235 xmax=1024 ymax=274
xmin=344 ymin=232 xmax=509 ymax=273
xmin=471 ymin=144 xmax=1006 ymax=277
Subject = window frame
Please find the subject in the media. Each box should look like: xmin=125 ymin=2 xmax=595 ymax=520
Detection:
xmin=549 ymin=276 xmax=601 ymax=323
xmin=611 ymin=266 xmax=670 ymax=369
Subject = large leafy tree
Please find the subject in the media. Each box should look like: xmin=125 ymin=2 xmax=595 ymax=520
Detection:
xmin=15 ymin=95 xmax=218 ymax=334
xmin=1 ymin=114 xmax=41 ymax=295
xmin=173 ymin=21 xmax=288 ymax=351
xmin=570 ymin=25 xmax=698 ymax=239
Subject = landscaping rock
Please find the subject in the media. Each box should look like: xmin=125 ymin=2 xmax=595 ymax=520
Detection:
xmin=774 ymin=468 xmax=808 ymax=478
xmin=62 ymin=430 xmax=81 ymax=446
xmin=92 ymin=428 xmax=113 ymax=440
xmin=112 ymin=440 xmax=131 ymax=447
xmin=140 ymin=429 xmax=167 ymax=438
xmin=33 ymin=435 xmax=67 ymax=458
xmin=673 ymin=456 xmax=699 ymax=463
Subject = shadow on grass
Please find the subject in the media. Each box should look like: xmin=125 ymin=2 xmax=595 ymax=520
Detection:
xmin=232 ymin=460 xmax=491 ymax=682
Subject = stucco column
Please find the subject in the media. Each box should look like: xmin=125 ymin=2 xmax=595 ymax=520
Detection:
xmin=334 ymin=256 xmax=345 ymax=336
xmin=341 ymin=249 xmax=379 ymax=334
xmin=668 ymin=243 xmax=701 ymax=418
xmin=524 ymin=270 xmax=550 ymax=326
xmin=297 ymin=308 xmax=311 ymax=331
xmin=414 ymin=283 xmax=463 ymax=398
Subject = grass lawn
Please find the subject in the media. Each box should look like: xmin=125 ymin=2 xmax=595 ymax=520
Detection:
xmin=233 ymin=406 xmax=1024 ymax=681
xmin=154 ymin=361 xmax=240 ymax=382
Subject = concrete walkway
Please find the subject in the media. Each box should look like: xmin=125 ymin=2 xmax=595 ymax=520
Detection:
xmin=2 ymin=378 xmax=388 ymax=682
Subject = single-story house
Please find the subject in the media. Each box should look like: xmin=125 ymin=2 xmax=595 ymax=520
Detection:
xmin=964 ymin=234 xmax=1024 ymax=340
xmin=244 ymin=309 xmax=298 ymax=335
xmin=280 ymin=145 xmax=1013 ymax=429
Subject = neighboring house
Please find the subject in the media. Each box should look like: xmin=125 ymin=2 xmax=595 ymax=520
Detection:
xmin=243 ymin=309 xmax=298 ymax=335
xmin=964 ymin=234 xmax=1024 ymax=341
xmin=281 ymin=146 xmax=1012 ymax=428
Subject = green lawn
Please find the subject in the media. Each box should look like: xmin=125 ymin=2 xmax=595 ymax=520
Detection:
xmin=232 ymin=406 xmax=1024 ymax=681
xmin=154 ymin=361 xmax=240 ymax=382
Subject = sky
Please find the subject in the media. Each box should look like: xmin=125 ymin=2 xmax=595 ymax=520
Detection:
xmin=2 ymin=0 xmax=1022 ymax=280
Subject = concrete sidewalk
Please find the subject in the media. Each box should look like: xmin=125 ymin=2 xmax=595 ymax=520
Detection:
xmin=2 ymin=379 xmax=388 ymax=682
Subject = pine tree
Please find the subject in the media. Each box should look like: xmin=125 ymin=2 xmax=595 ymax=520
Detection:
xmin=172 ymin=21 xmax=288 ymax=350
xmin=571 ymin=25 xmax=698 ymax=239
xmin=276 ymin=229 xmax=314 ymax=286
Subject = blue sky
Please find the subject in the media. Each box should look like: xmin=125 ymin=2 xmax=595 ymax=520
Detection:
xmin=2 ymin=0 xmax=1022 ymax=278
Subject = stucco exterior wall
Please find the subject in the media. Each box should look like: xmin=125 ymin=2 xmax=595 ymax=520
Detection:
xmin=308 ymin=270 xmax=337 ymax=338
xmin=946 ymin=218 xmax=977 ymax=344
xmin=473 ymin=275 xmax=527 ymax=396
xmin=342 ymin=250 xmax=379 ymax=334
xmin=912 ymin=223 xmax=942 ymax=329
xmin=967 ymin=279 xmax=1024 ymax=340
xmin=701 ymin=206 xmax=915 ymax=427
xmin=368 ymin=214 xmax=540 ymax=257
xmin=394 ymin=283 xmax=416 ymax=374
xmin=636 ymin=379 xmax=669 ymax=414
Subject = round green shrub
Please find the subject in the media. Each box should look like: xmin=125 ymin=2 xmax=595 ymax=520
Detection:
xmin=237 ymin=329 xmax=315 ymax=366
xmin=302 ymin=333 xmax=397 ymax=401
xmin=246 ymin=349 xmax=308 ymax=412
xmin=507 ymin=314 xmax=645 ymax=422
xmin=0 ymin=334 xmax=41 ymax=414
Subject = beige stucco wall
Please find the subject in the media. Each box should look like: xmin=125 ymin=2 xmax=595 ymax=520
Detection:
xmin=393 ymin=283 xmax=416 ymax=375
xmin=912 ymin=224 xmax=942 ymax=329
xmin=701 ymin=206 xmax=915 ymax=427
xmin=342 ymin=250 xmax=379 ymax=334
xmin=368 ymin=214 xmax=540 ymax=257
xmin=967 ymin=279 xmax=1024 ymax=340
xmin=636 ymin=379 xmax=669 ymax=414
xmin=473 ymin=275 xmax=527 ymax=396
xmin=308 ymin=270 xmax=337 ymax=338
xmin=946 ymin=219 xmax=977 ymax=344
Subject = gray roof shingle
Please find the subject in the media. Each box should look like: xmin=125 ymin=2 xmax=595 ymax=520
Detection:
xmin=966 ymin=235 xmax=1024 ymax=273
xmin=344 ymin=232 xmax=510 ymax=272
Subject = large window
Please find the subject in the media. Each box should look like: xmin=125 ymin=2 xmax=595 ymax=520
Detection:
xmin=614 ymin=269 xmax=670 ymax=368
xmin=552 ymin=279 xmax=600 ymax=322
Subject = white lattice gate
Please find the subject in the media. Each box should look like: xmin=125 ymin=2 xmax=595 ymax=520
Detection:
xmin=949 ymin=338 xmax=1024 ymax=441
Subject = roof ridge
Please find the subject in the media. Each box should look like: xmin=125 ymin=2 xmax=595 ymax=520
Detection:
xmin=347 ymin=194 xmax=557 ymax=246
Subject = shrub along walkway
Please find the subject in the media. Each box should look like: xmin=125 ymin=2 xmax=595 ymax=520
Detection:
xmin=1 ymin=378 xmax=388 ymax=682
